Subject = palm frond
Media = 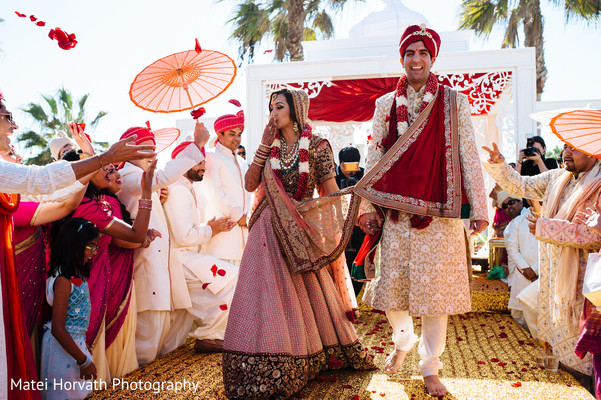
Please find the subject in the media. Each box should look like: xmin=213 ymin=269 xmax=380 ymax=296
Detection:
xmin=272 ymin=12 xmax=290 ymax=61
xmin=459 ymin=0 xmax=503 ymax=36
xmin=25 ymin=149 xmax=53 ymax=166
xmin=229 ymin=1 xmax=271 ymax=62
xmin=89 ymin=111 xmax=108 ymax=127
xmin=502 ymin=8 xmax=521 ymax=47
xmin=304 ymin=28 xmax=317 ymax=41
xmin=42 ymin=95 xmax=58 ymax=116
xmin=311 ymin=10 xmax=334 ymax=39
xmin=560 ymin=0 xmax=601 ymax=23
xmin=18 ymin=130 xmax=47 ymax=149
xmin=21 ymin=103 xmax=48 ymax=124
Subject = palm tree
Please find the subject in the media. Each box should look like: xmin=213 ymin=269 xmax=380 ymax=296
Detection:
xmin=19 ymin=88 xmax=107 ymax=165
xmin=459 ymin=0 xmax=601 ymax=100
xmin=226 ymin=0 xmax=361 ymax=62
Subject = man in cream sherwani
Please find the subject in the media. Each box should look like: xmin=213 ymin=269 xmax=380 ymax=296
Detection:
xmin=201 ymin=106 xmax=251 ymax=265
xmin=117 ymin=122 xmax=209 ymax=365
xmin=163 ymin=141 xmax=239 ymax=353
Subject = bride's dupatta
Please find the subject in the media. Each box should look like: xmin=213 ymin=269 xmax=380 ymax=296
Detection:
xmin=249 ymin=163 xmax=361 ymax=315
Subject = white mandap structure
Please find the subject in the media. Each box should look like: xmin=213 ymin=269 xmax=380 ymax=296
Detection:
xmin=245 ymin=1 xmax=537 ymax=224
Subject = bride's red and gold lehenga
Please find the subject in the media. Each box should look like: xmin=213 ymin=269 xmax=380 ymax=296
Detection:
xmin=222 ymin=93 xmax=374 ymax=399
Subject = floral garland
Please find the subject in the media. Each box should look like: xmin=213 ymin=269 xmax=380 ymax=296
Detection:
xmin=270 ymin=123 xmax=311 ymax=201
xmin=395 ymin=73 xmax=438 ymax=230
xmin=394 ymin=72 xmax=438 ymax=133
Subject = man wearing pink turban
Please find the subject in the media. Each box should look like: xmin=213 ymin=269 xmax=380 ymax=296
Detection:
xmin=199 ymin=101 xmax=251 ymax=267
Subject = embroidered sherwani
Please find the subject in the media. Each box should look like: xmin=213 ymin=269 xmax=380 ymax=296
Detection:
xmin=162 ymin=176 xmax=238 ymax=346
xmin=201 ymin=142 xmax=251 ymax=264
xmin=483 ymin=162 xmax=599 ymax=375
xmin=361 ymin=85 xmax=488 ymax=316
xmin=116 ymin=143 xmax=204 ymax=364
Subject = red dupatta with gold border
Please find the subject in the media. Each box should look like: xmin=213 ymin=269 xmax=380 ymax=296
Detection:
xmin=354 ymin=85 xmax=465 ymax=218
xmin=0 ymin=193 xmax=40 ymax=400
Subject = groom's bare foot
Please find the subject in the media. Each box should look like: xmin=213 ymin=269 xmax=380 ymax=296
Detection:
xmin=383 ymin=349 xmax=409 ymax=374
xmin=423 ymin=375 xmax=447 ymax=397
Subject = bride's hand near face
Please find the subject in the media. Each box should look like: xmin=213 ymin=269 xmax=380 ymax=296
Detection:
xmin=261 ymin=114 xmax=277 ymax=147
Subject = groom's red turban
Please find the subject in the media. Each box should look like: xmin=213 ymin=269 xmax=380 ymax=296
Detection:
xmin=399 ymin=25 xmax=441 ymax=59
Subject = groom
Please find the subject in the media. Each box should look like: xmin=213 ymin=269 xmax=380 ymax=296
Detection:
xmin=355 ymin=25 xmax=488 ymax=396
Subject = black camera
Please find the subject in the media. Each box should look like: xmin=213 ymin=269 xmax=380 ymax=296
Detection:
xmin=340 ymin=176 xmax=359 ymax=189
xmin=523 ymin=138 xmax=538 ymax=157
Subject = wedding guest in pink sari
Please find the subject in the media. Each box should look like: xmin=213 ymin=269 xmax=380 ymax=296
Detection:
xmin=222 ymin=88 xmax=374 ymax=400
xmin=66 ymin=134 xmax=157 ymax=382
xmin=0 ymin=145 xmax=92 ymax=336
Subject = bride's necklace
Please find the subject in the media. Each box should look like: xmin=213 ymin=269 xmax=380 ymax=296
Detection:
xmin=280 ymin=137 xmax=299 ymax=174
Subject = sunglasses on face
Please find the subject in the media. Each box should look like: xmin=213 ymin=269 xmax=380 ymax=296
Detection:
xmin=85 ymin=243 xmax=98 ymax=252
xmin=502 ymin=199 xmax=519 ymax=210
xmin=0 ymin=112 xmax=15 ymax=125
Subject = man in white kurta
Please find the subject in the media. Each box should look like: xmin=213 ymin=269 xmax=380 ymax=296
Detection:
xmin=116 ymin=123 xmax=209 ymax=365
xmin=162 ymin=141 xmax=238 ymax=352
xmin=483 ymin=143 xmax=600 ymax=377
xmin=355 ymin=26 xmax=488 ymax=396
xmin=201 ymin=109 xmax=251 ymax=265
xmin=499 ymin=192 xmax=539 ymax=333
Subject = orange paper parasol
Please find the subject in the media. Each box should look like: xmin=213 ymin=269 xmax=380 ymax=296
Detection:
xmin=153 ymin=127 xmax=180 ymax=152
xmin=550 ymin=110 xmax=601 ymax=158
xmin=130 ymin=41 xmax=236 ymax=114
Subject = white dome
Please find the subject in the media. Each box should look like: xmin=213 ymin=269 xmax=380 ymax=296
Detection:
xmin=349 ymin=0 xmax=430 ymax=38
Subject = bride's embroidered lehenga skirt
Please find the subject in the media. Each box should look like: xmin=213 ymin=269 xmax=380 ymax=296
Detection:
xmin=222 ymin=207 xmax=374 ymax=399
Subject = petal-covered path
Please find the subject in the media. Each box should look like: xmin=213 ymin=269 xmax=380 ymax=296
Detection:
xmin=87 ymin=303 xmax=592 ymax=399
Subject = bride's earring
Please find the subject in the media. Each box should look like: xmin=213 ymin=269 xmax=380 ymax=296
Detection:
xmin=293 ymin=122 xmax=300 ymax=135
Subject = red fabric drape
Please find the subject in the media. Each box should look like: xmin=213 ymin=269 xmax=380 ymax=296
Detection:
xmin=288 ymin=72 xmax=510 ymax=123
xmin=0 ymin=193 xmax=40 ymax=400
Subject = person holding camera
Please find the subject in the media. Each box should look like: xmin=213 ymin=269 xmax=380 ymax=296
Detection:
xmin=516 ymin=135 xmax=558 ymax=176
xmin=336 ymin=146 xmax=366 ymax=295
xmin=336 ymin=146 xmax=365 ymax=189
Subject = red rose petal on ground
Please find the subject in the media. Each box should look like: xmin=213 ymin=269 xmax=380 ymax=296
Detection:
xmin=219 ymin=304 xmax=228 ymax=311
xmin=457 ymin=337 xmax=464 ymax=341
xmin=316 ymin=376 xmax=327 ymax=382
xmin=264 ymin=49 xmax=273 ymax=54
xmin=30 ymin=15 xmax=37 ymax=21
xmin=202 ymin=282 xmax=211 ymax=290
xmin=36 ymin=21 xmax=46 ymax=26
xmin=499 ymin=332 xmax=508 ymax=338
xmin=217 ymin=269 xmax=226 ymax=276
xmin=15 ymin=11 xmax=27 ymax=17
xmin=480 ymin=323 xmax=486 ymax=326
xmin=566 ymin=383 xmax=572 ymax=387
xmin=521 ymin=367 xmax=528 ymax=372
xmin=380 ymin=394 xmax=385 ymax=397
xmin=477 ymin=361 xmax=486 ymax=365
xmin=490 ymin=358 xmax=499 ymax=362
xmin=511 ymin=381 xmax=522 ymax=387
xmin=328 ymin=376 xmax=337 ymax=382
xmin=210 ymin=264 xmax=218 ymax=277
xmin=498 ymin=362 xmax=507 ymax=366
xmin=342 ymin=385 xmax=352 ymax=389
xmin=352 ymin=396 xmax=360 ymax=400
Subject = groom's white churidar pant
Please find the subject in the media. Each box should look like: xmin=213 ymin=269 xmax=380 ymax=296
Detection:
xmin=386 ymin=311 xmax=448 ymax=376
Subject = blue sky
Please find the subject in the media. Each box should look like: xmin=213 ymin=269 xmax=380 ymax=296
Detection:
xmin=0 ymin=0 xmax=600 ymax=155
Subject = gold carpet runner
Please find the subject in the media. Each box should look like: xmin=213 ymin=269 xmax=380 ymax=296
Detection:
xmin=87 ymin=306 xmax=593 ymax=399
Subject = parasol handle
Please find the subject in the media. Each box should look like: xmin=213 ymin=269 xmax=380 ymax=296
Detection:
xmin=183 ymin=84 xmax=195 ymax=110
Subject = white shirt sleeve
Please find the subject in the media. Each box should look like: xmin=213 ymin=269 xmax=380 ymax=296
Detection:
xmin=0 ymin=159 xmax=76 ymax=195
xmin=163 ymin=183 xmax=212 ymax=247
xmin=21 ymin=180 xmax=85 ymax=203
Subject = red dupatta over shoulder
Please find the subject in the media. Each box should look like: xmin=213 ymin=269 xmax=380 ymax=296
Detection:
xmin=0 ymin=193 xmax=40 ymax=400
xmin=355 ymin=85 xmax=466 ymax=218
